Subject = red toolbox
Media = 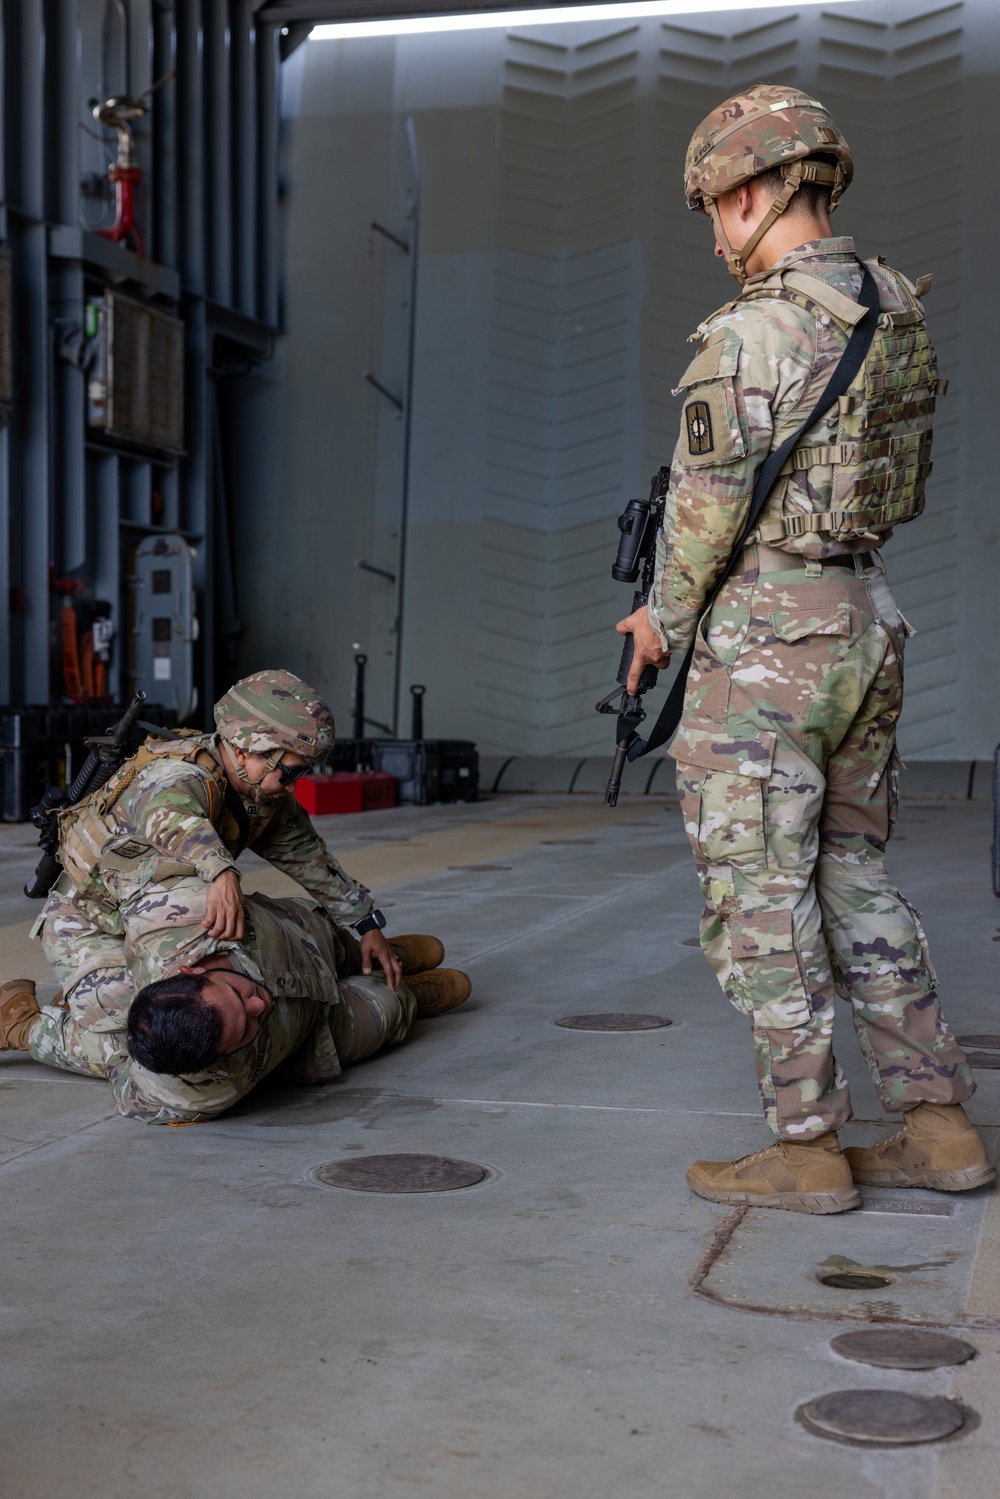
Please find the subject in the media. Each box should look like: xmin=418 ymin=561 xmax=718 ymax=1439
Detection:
xmin=295 ymin=771 xmax=397 ymax=816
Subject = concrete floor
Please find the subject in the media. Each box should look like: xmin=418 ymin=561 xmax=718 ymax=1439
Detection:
xmin=3 ymin=787 xmax=1000 ymax=1499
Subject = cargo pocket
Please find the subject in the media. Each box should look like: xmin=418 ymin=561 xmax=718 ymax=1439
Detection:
xmin=769 ymin=605 xmax=854 ymax=644
xmin=898 ymin=891 xmax=939 ymax=989
xmin=886 ymin=744 xmax=902 ymax=841
xmin=670 ymin=727 xmax=775 ymax=868
xmin=730 ymin=910 xmax=813 ymax=1029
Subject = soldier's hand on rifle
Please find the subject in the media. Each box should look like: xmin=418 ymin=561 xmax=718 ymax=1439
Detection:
xmin=616 ymin=606 xmax=671 ymax=694
xmin=204 ymin=868 xmax=245 ymax=940
xmin=360 ymin=930 xmax=402 ymax=992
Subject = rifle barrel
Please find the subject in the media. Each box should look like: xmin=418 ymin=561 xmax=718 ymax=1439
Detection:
xmin=23 ymin=691 xmax=148 ymax=900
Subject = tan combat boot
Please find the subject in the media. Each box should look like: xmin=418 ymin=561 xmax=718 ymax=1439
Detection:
xmin=687 ymin=1133 xmax=861 ymax=1214
xmin=407 ymin=968 xmax=472 ymax=1018
xmin=0 ymin=980 xmax=42 ymax=1051
xmin=389 ymin=934 xmax=445 ymax=975
xmin=844 ymin=1103 xmax=997 ymax=1192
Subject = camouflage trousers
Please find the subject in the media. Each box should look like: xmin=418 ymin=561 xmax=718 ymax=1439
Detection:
xmin=30 ymin=880 xmax=130 ymax=1080
xmin=669 ymin=550 xmax=974 ymax=1141
xmin=30 ymin=880 xmax=415 ymax=1122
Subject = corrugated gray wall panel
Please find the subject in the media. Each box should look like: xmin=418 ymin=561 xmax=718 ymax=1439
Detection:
xmin=809 ymin=0 xmax=966 ymax=756
xmin=471 ymin=24 xmax=648 ymax=755
xmin=253 ymin=2 xmax=998 ymax=758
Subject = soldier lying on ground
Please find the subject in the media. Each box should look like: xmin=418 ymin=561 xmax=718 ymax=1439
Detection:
xmin=0 ymin=874 xmax=470 ymax=1124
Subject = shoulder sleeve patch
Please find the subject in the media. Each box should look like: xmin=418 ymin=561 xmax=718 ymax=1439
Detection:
xmin=674 ymin=325 xmax=747 ymax=468
xmin=685 ymin=401 xmax=715 ymax=457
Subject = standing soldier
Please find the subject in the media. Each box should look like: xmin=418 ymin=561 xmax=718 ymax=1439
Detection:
xmin=617 ymin=85 xmax=994 ymax=1212
xmin=0 ymin=668 xmax=465 ymax=1081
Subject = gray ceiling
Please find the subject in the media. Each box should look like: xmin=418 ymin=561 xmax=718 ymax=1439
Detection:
xmin=260 ymin=0 xmax=622 ymax=24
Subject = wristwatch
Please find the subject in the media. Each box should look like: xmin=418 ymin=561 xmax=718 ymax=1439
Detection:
xmin=354 ymin=908 xmax=387 ymax=937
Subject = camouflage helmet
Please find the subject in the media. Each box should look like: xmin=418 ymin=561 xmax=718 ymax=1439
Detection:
xmin=214 ymin=670 xmax=335 ymax=761
xmin=684 ymin=84 xmax=853 ymax=284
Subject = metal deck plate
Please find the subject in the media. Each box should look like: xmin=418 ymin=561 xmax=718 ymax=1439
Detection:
xmin=694 ymin=1185 xmax=988 ymax=1325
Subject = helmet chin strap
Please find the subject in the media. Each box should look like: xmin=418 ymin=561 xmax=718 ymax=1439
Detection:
xmin=706 ymin=160 xmax=841 ymax=285
xmin=706 ymin=199 xmax=746 ymax=285
xmin=225 ymin=741 xmax=285 ymax=805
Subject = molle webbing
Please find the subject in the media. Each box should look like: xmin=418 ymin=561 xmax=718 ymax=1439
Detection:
xmin=745 ymin=264 xmax=939 ymax=546
xmin=777 ymin=430 xmax=931 ymax=475
xmin=758 ymin=498 xmax=923 ymax=545
xmin=96 ymin=734 xmax=223 ymax=817
xmin=57 ymin=734 xmax=226 ymax=889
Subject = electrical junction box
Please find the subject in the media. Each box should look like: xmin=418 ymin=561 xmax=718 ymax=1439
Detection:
xmin=86 ymin=290 xmax=184 ymax=455
xmin=130 ymin=533 xmax=198 ymax=719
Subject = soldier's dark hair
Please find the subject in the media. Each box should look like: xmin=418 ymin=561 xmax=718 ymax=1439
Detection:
xmin=126 ymin=973 xmax=223 ymax=1075
xmin=756 ymin=152 xmax=837 ymax=216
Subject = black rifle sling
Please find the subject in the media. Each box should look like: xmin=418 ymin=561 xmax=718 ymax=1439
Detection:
xmin=224 ymin=782 xmax=253 ymax=856
xmin=629 ymin=261 xmax=880 ymax=762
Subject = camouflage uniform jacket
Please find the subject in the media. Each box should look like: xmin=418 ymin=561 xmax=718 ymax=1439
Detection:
xmin=61 ymin=732 xmax=374 ymax=929
xmin=112 ymin=883 xmax=353 ymax=1123
xmin=648 ymin=236 xmax=927 ymax=652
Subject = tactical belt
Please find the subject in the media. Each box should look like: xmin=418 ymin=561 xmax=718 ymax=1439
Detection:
xmin=629 ymin=261 xmax=881 ymax=762
xmin=747 ymin=542 xmax=862 ymax=573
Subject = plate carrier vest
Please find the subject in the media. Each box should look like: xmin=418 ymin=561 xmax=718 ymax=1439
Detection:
xmin=717 ymin=257 xmax=943 ymax=548
xmin=57 ymin=731 xmax=230 ymax=892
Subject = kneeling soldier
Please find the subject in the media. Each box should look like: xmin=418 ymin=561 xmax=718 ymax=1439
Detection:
xmin=0 ymin=668 xmax=470 ymax=1112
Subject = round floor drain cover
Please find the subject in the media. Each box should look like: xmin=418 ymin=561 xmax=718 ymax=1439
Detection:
xmin=830 ymin=1330 xmax=976 ymax=1370
xmin=447 ymin=864 xmax=512 ymax=872
xmin=819 ymin=1271 xmax=893 ymax=1290
xmin=554 ymin=1013 xmax=672 ymax=1032
xmin=315 ymin=1153 xmax=487 ymax=1193
xmin=957 ymin=1033 xmax=1000 ymax=1048
xmin=796 ymin=1389 xmax=964 ymax=1446
xmin=965 ymin=1051 xmax=1000 ymax=1069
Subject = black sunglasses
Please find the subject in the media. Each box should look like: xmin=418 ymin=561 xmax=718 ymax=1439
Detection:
xmin=276 ymin=758 xmax=311 ymax=786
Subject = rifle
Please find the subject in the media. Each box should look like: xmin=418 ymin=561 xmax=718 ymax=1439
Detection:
xmin=595 ymin=468 xmax=670 ymax=808
xmin=24 ymin=691 xmax=148 ymax=899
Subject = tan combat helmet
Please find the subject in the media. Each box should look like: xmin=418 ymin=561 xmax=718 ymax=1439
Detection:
xmin=684 ymin=84 xmax=853 ymax=284
xmin=214 ymin=668 xmax=335 ymax=800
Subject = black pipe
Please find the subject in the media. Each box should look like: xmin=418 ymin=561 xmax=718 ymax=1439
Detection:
xmin=351 ymin=653 xmax=367 ymax=740
xmin=410 ymin=683 xmax=425 ymax=740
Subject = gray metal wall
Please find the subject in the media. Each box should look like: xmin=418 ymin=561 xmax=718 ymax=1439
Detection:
xmin=235 ymin=0 xmax=1000 ymax=761
xmin=0 ymin=0 xmax=281 ymax=721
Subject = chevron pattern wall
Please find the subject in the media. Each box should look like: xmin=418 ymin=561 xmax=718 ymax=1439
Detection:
xmin=804 ymin=2 xmax=963 ymax=757
xmin=475 ymin=25 xmax=649 ymax=754
xmin=470 ymin=2 xmax=970 ymax=757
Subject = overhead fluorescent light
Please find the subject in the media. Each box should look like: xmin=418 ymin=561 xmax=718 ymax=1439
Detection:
xmin=312 ymin=0 xmax=863 ymax=41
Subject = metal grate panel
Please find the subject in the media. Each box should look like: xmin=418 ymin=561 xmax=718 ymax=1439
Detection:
xmin=105 ymin=292 xmax=185 ymax=455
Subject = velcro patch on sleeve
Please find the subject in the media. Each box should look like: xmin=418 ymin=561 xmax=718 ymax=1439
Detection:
xmin=674 ymin=329 xmax=741 ymax=395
